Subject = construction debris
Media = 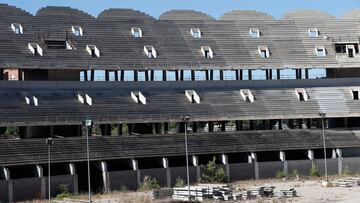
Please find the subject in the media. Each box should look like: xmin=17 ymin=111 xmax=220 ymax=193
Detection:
xmin=172 ymin=184 xmax=296 ymax=202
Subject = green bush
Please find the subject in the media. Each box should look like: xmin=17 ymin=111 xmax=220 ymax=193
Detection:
xmin=276 ymin=170 xmax=286 ymax=179
xmin=174 ymin=177 xmax=185 ymax=187
xmin=5 ymin=127 xmax=19 ymax=138
xmin=342 ymin=166 xmax=352 ymax=176
xmin=309 ymin=165 xmax=320 ymax=177
xmin=138 ymin=175 xmax=160 ymax=191
xmin=55 ymin=184 xmax=73 ymax=200
xmin=200 ymin=156 xmax=227 ymax=183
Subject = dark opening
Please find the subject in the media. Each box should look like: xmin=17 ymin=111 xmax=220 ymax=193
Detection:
xmin=348 ymin=48 xmax=354 ymax=58
xmin=204 ymin=50 xmax=210 ymax=58
xmin=191 ymin=95 xmax=195 ymax=103
xmin=91 ymin=49 xmax=96 ymax=57
xmin=353 ymin=91 xmax=359 ymax=100
xmin=45 ymin=39 xmax=67 ymax=49
xmin=299 ymin=92 xmax=305 ymax=101
xmin=261 ymin=50 xmax=268 ymax=58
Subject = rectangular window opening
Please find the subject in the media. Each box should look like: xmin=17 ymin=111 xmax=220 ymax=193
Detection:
xmin=190 ymin=28 xmax=201 ymax=38
xmin=352 ymin=88 xmax=359 ymax=100
xmin=131 ymin=27 xmax=142 ymax=38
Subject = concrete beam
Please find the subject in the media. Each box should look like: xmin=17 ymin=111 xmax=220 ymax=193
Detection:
xmin=222 ymin=154 xmax=230 ymax=182
xmin=162 ymin=157 xmax=169 ymax=168
xmin=307 ymin=149 xmax=314 ymax=160
xmin=162 ymin=157 xmax=171 ymax=187
xmin=36 ymin=165 xmax=43 ymax=177
xmin=279 ymin=151 xmax=286 ymax=161
xmin=131 ymin=159 xmax=138 ymax=171
xmin=248 ymin=152 xmax=257 ymax=163
xmin=192 ymin=155 xmax=199 ymax=166
xmin=69 ymin=163 xmax=76 ymax=175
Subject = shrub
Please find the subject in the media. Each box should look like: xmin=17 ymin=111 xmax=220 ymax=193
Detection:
xmin=290 ymin=169 xmax=299 ymax=178
xmin=174 ymin=177 xmax=185 ymax=187
xmin=55 ymin=184 xmax=73 ymax=200
xmin=276 ymin=170 xmax=286 ymax=179
xmin=200 ymin=156 xmax=227 ymax=183
xmin=309 ymin=165 xmax=320 ymax=177
xmin=138 ymin=175 xmax=160 ymax=191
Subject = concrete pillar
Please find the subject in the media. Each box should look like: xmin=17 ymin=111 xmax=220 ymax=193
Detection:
xmin=144 ymin=70 xmax=149 ymax=81
xmin=8 ymin=179 xmax=13 ymax=202
xmin=337 ymin=148 xmax=343 ymax=175
xmin=180 ymin=70 xmax=184 ymax=81
xmin=192 ymin=155 xmax=200 ymax=181
xmin=162 ymin=158 xmax=171 ymax=187
xmin=120 ymin=70 xmax=124 ymax=81
xmin=235 ymin=120 xmax=242 ymax=131
xmin=175 ymin=70 xmax=179 ymax=81
xmin=280 ymin=151 xmax=287 ymax=174
xmin=305 ymin=69 xmax=309 ymax=79
xmin=69 ymin=163 xmax=76 ymax=175
xmin=84 ymin=70 xmax=88 ymax=81
xmin=208 ymin=121 xmax=214 ymax=132
xmin=101 ymin=161 xmax=110 ymax=193
xmin=152 ymin=123 xmax=156 ymax=134
xmin=3 ymin=167 xmax=10 ymax=180
xmin=162 ymin=70 xmax=167 ymax=81
xmin=191 ymin=70 xmax=195 ymax=81
xmin=105 ymin=70 xmax=109 ymax=81
xmin=248 ymin=69 xmax=252 ymax=80
xmin=117 ymin=124 xmax=123 ymax=136
xmin=68 ymin=164 xmax=78 ymax=195
xmin=36 ymin=165 xmax=46 ymax=199
xmin=36 ymin=165 xmax=43 ymax=177
xmin=115 ymin=70 xmax=119 ymax=81
xmin=308 ymin=149 xmax=315 ymax=167
xmin=221 ymin=154 xmax=230 ymax=182
xmin=248 ymin=153 xmax=258 ymax=180
xmin=219 ymin=70 xmax=224 ymax=80
xmin=192 ymin=122 xmax=198 ymax=133
xmin=332 ymin=149 xmax=337 ymax=159
xmin=132 ymin=159 xmax=140 ymax=188
xmin=150 ymin=70 xmax=154 ymax=81
xmin=134 ymin=70 xmax=138 ymax=81
xmin=210 ymin=70 xmax=214 ymax=80
xmin=221 ymin=121 xmax=226 ymax=132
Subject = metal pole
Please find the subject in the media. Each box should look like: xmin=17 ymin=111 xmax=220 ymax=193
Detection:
xmin=86 ymin=125 xmax=92 ymax=203
xmin=48 ymin=143 xmax=51 ymax=202
xmin=185 ymin=121 xmax=191 ymax=201
xmin=322 ymin=117 xmax=328 ymax=181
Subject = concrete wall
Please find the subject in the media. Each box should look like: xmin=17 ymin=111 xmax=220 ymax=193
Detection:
xmin=139 ymin=168 xmax=167 ymax=187
xmin=108 ymin=170 xmax=137 ymax=191
xmin=13 ymin=177 xmax=42 ymax=202
xmin=0 ymin=180 xmax=9 ymax=203
xmin=170 ymin=166 xmax=197 ymax=186
xmin=315 ymin=159 xmax=338 ymax=176
xmin=343 ymin=157 xmax=360 ymax=173
xmin=45 ymin=175 xmax=77 ymax=198
xmin=258 ymin=161 xmax=284 ymax=179
xmin=287 ymin=160 xmax=313 ymax=176
xmin=229 ymin=163 xmax=255 ymax=181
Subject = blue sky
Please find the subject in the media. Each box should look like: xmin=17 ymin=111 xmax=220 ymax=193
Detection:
xmin=0 ymin=0 xmax=359 ymax=19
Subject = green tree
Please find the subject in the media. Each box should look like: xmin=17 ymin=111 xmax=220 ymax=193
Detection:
xmin=200 ymin=156 xmax=227 ymax=183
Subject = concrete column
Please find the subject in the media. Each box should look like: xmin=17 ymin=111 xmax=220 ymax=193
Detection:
xmin=175 ymin=70 xmax=179 ymax=81
xmin=36 ymin=165 xmax=43 ymax=177
xmin=221 ymin=121 xmax=226 ymax=132
xmin=101 ymin=161 xmax=110 ymax=193
xmin=308 ymin=149 xmax=315 ymax=167
xmin=280 ymin=151 xmax=287 ymax=174
xmin=269 ymin=69 xmax=273 ymax=80
xmin=180 ymin=70 xmax=184 ymax=81
xmin=305 ymin=69 xmax=309 ymax=79
xmin=277 ymin=69 xmax=281 ymax=80
xmin=115 ymin=70 xmax=119 ymax=81
xmin=162 ymin=70 xmax=167 ymax=81
xmin=68 ymin=163 xmax=79 ymax=195
xmin=221 ymin=154 xmax=230 ymax=182
xmin=162 ymin=158 xmax=171 ymax=187
xmin=36 ymin=165 xmax=46 ymax=199
xmin=235 ymin=120 xmax=242 ymax=131
xmin=337 ymin=148 xmax=343 ymax=175
xmin=134 ymin=70 xmax=138 ymax=81
xmin=120 ymin=70 xmax=124 ymax=81
xmin=84 ymin=70 xmax=88 ymax=81
xmin=144 ymin=70 xmax=149 ymax=81
xmin=191 ymin=70 xmax=195 ymax=81
xmin=208 ymin=121 xmax=214 ymax=132
xmin=151 ymin=123 xmax=156 ymax=134
xmin=248 ymin=153 xmax=258 ymax=180
xmin=117 ymin=124 xmax=123 ymax=136
xmin=192 ymin=155 xmax=200 ymax=181
xmin=219 ymin=70 xmax=224 ymax=80
xmin=105 ymin=70 xmax=109 ymax=81
xmin=210 ymin=70 xmax=214 ymax=80
xmin=132 ymin=159 xmax=140 ymax=188
xmin=192 ymin=122 xmax=198 ymax=132
xmin=332 ymin=149 xmax=337 ymax=159
xmin=248 ymin=70 xmax=252 ymax=80
xmin=3 ymin=167 xmax=10 ymax=180
xmin=205 ymin=70 xmax=209 ymax=81
xmin=150 ymin=70 xmax=154 ymax=81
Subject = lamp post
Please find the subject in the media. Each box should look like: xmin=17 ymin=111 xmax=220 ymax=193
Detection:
xmin=83 ymin=120 xmax=92 ymax=203
xmin=46 ymin=138 xmax=54 ymax=202
xmin=319 ymin=112 xmax=328 ymax=182
xmin=182 ymin=116 xmax=191 ymax=201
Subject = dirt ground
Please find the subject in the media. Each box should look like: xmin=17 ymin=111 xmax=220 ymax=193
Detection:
xmin=22 ymin=176 xmax=360 ymax=203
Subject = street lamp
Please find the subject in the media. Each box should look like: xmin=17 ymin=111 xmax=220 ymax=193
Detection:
xmin=319 ymin=112 xmax=328 ymax=182
xmin=45 ymin=137 xmax=54 ymax=202
xmin=83 ymin=119 xmax=92 ymax=203
xmin=182 ymin=116 xmax=191 ymax=201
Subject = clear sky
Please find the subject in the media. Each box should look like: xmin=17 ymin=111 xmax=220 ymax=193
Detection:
xmin=0 ymin=0 xmax=359 ymax=19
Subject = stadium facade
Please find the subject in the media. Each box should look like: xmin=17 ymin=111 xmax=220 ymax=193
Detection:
xmin=1 ymin=4 xmax=360 ymax=201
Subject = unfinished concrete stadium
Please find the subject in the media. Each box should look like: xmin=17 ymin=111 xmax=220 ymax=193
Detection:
xmin=1 ymin=3 xmax=360 ymax=202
